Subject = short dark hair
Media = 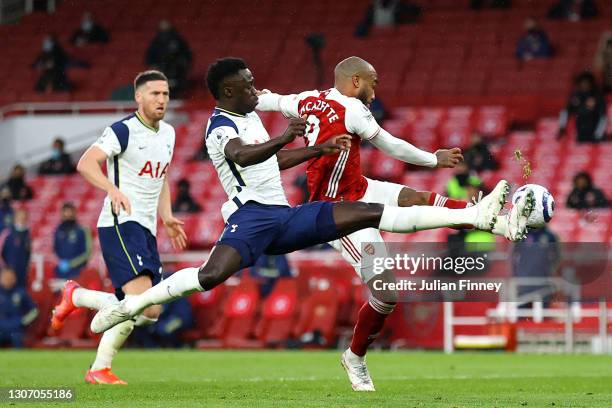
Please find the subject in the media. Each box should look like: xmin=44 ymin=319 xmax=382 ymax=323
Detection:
xmin=205 ymin=57 xmax=247 ymax=100
xmin=134 ymin=70 xmax=168 ymax=89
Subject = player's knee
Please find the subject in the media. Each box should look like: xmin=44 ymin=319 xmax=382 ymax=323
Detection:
xmin=198 ymin=264 xmax=225 ymax=291
xmin=141 ymin=305 xmax=162 ymax=320
xmin=398 ymin=189 xmax=429 ymax=207
xmin=368 ymin=296 xmax=397 ymax=315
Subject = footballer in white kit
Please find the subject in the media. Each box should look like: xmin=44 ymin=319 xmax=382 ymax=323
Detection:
xmin=51 ymin=70 xmax=187 ymax=385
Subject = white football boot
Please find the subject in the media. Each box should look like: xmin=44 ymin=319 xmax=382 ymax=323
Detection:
xmin=341 ymin=349 xmax=375 ymax=392
xmin=90 ymin=298 xmax=131 ymax=333
xmin=471 ymin=180 xmax=510 ymax=231
xmin=493 ymin=187 xmax=536 ymax=241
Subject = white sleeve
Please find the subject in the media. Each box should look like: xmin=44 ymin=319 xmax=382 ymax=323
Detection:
xmin=345 ymin=100 xmax=381 ymax=141
xmin=206 ymin=125 xmax=240 ymax=158
xmin=369 ymin=128 xmax=438 ymax=168
xmin=92 ymin=127 xmax=122 ymax=157
xmin=256 ymin=92 xmax=300 ymax=118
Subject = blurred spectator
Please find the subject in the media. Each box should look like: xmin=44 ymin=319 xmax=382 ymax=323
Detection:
xmin=53 ymin=202 xmax=92 ymax=280
xmin=355 ymin=0 xmax=422 ymax=37
xmin=470 ymin=0 xmax=511 ymax=9
xmin=71 ymin=12 xmax=109 ymax=46
xmin=0 ymin=188 xmax=13 ymax=234
xmin=172 ymin=179 xmax=201 ymax=214
xmin=464 ymin=132 xmax=498 ymax=172
xmin=548 ymin=0 xmax=598 ymax=21
xmin=0 ymin=267 xmax=38 ymax=348
xmin=1 ymin=209 xmax=31 ymax=287
xmin=566 ymin=171 xmax=609 ymax=209
xmin=32 ymin=35 xmax=72 ymax=92
xmin=558 ymin=71 xmax=607 ymax=142
xmin=594 ymin=33 xmax=612 ymax=94
xmin=3 ymin=165 xmax=33 ymax=201
xmin=38 ymin=137 xmax=76 ymax=175
xmin=249 ymin=254 xmax=292 ymax=298
xmin=446 ymin=163 xmax=482 ymax=200
xmin=369 ymin=98 xmax=388 ymax=126
xmin=305 ymin=33 xmax=325 ymax=88
xmin=293 ymin=174 xmax=309 ymax=204
xmin=145 ymin=20 xmax=192 ymax=94
xmin=512 ymin=226 xmax=560 ymax=307
xmin=515 ymin=18 xmax=553 ymax=61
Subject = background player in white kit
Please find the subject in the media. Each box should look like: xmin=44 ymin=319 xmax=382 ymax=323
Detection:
xmin=51 ymin=70 xmax=187 ymax=384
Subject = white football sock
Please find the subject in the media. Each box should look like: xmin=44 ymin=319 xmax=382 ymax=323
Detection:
xmin=378 ymin=205 xmax=477 ymax=232
xmin=124 ymin=267 xmax=202 ymax=316
xmin=90 ymin=319 xmax=134 ymax=370
xmin=72 ymin=288 xmax=118 ymax=310
xmin=346 ymin=348 xmax=365 ymax=363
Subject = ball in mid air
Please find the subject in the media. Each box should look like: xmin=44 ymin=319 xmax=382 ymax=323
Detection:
xmin=512 ymin=184 xmax=555 ymax=228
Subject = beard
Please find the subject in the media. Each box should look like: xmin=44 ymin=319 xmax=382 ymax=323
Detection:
xmin=356 ymin=88 xmax=371 ymax=107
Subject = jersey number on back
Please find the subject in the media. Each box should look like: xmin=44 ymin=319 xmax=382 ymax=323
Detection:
xmin=303 ymin=115 xmax=320 ymax=147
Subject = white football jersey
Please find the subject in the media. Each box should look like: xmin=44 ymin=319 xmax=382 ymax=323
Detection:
xmin=205 ymin=107 xmax=289 ymax=221
xmin=94 ymin=112 xmax=175 ymax=235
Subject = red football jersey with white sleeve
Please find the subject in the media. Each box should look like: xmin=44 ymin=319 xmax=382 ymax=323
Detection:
xmin=287 ymin=88 xmax=381 ymax=202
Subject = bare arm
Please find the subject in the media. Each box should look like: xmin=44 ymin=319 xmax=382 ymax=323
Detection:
xmin=158 ymin=176 xmax=187 ymax=250
xmin=224 ymin=118 xmax=306 ymax=167
xmin=77 ymin=146 xmax=131 ymax=215
xmin=276 ymin=135 xmax=352 ymax=170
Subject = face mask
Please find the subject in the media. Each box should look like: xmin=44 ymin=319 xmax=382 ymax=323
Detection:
xmin=82 ymin=20 xmax=93 ymax=32
xmin=51 ymin=148 xmax=61 ymax=160
xmin=42 ymin=39 xmax=54 ymax=52
xmin=14 ymin=224 xmax=27 ymax=232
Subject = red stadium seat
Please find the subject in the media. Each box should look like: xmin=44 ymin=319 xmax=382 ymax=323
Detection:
xmin=254 ymin=279 xmax=298 ymax=346
xmin=292 ymin=287 xmax=339 ymax=346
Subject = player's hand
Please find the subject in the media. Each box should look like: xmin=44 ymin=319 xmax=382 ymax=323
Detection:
xmin=281 ymin=117 xmax=307 ymax=143
xmin=163 ymin=215 xmax=188 ymax=250
xmin=319 ymin=134 xmax=352 ymax=156
xmin=434 ymin=148 xmax=463 ymax=168
xmin=109 ymin=187 xmax=132 ymax=216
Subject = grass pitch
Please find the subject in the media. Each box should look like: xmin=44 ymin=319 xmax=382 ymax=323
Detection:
xmin=2 ymin=350 xmax=611 ymax=407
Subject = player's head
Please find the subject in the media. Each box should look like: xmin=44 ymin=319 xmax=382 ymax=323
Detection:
xmin=206 ymin=57 xmax=258 ymax=114
xmin=334 ymin=56 xmax=378 ymax=107
xmin=61 ymin=202 xmax=77 ymax=223
xmin=134 ymin=70 xmax=169 ymax=122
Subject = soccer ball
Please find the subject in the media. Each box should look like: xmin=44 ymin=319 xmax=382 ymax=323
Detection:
xmin=512 ymin=184 xmax=555 ymax=228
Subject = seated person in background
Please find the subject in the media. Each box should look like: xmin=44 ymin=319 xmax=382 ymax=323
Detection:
xmin=355 ymin=0 xmax=422 ymax=37
xmin=464 ymin=132 xmax=498 ymax=172
xmin=0 ymin=188 xmax=13 ymax=234
xmin=3 ymin=165 xmax=33 ymax=201
xmin=172 ymin=179 xmax=201 ymax=213
xmin=53 ymin=202 xmax=92 ymax=280
xmin=446 ymin=163 xmax=483 ymax=200
xmin=566 ymin=171 xmax=609 ymax=209
xmin=249 ymin=254 xmax=292 ymax=298
xmin=516 ymin=18 xmax=553 ymax=61
xmin=558 ymin=71 xmax=607 ymax=143
xmin=1 ymin=209 xmax=31 ymax=287
xmin=594 ymin=33 xmax=612 ymax=94
xmin=71 ymin=12 xmax=109 ymax=46
xmin=32 ymin=35 xmax=72 ymax=92
xmin=0 ymin=267 xmax=38 ymax=348
xmin=548 ymin=0 xmax=598 ymax=21
xmin=145 ymin=20 xmax=192 ymax=94
xmin=38 ymin=137 xmax=76 ymax=175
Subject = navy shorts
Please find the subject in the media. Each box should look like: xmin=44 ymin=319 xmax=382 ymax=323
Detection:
xmin=217 ymin=201 xmax=339 ymax=269
xmin=98 ymin=221 xmax=162 ymax=299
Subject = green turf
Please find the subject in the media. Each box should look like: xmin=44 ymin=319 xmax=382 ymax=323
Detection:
xmin=1 ymin=350 xmax=611 ymax=407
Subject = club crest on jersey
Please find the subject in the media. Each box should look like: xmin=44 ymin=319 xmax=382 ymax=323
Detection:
xmin=138 ymin=161 xmax=169 ymax=178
